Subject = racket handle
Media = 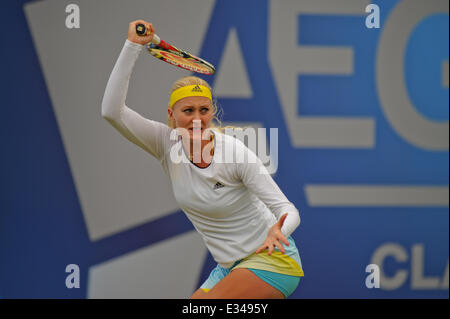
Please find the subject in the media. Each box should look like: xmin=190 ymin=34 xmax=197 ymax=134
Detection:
xmin=135 ymin=23 xmax=160 ymax=45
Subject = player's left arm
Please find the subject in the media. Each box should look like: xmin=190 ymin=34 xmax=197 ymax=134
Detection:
xmin=236 ymin=141 xmax=300 ymax=251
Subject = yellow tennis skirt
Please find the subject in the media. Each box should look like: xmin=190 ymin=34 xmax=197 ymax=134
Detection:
xmin=200 ymin=236 xmax=304 ymax=297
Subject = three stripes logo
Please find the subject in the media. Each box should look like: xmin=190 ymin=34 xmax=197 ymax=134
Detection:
xmin=191 ymin=85 xmax=203 ymax=93
xmin=213 ymin=181 xmax=225 ymax=190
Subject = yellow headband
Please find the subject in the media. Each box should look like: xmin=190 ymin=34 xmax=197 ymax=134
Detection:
xmin=169 ymin=85 xmax=212 ymax=108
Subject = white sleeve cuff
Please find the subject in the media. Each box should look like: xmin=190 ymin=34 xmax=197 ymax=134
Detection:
xmin=281 ymin=211 xmax=300 ymax=238
xmin=124 ymin=39 xmax=144 ymax=51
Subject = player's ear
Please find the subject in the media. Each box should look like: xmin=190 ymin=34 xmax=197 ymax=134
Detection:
xmin=167 ymin=107 xmax=177 ymax=128
xmin=168 ymin=107 xmax=177 ymax=122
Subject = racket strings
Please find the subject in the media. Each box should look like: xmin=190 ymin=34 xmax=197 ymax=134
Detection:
xmin=146 ymin=44 xmax=215 ymax=75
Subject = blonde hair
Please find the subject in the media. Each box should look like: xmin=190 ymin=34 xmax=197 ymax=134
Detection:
xmin=168 ymin=76 xmax=224 ymax=131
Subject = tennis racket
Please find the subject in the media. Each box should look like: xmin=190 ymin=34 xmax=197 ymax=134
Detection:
xmin=135 ymin=24 xmax=215 ymax=75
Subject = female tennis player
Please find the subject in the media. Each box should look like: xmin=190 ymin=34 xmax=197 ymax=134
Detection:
xmin=101 ymin=20 xmax=304 ymax=299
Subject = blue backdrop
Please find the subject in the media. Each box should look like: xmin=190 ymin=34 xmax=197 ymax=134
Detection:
xmin=0 ymin=0 xmax=448 ymax=298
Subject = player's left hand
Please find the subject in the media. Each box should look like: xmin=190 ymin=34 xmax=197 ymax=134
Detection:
xmin=256 ymin=213 xmax=290 ymax=256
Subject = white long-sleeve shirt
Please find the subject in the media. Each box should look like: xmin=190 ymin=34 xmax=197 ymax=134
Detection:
xmin=102 ymin=40 xmax=300 ymax=268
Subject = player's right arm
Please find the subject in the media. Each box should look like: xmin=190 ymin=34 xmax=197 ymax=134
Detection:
xmin=101 ymin=20 xmax=170 ymax=161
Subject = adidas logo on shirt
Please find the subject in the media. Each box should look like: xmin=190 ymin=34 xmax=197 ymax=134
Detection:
xmin=213 ymin=182 xmax=225 ymax=190
xmin=191 ymin=85 xmax=203 ymax=93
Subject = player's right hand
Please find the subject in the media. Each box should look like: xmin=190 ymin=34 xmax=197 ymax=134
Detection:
xmin=127 ymin=20 xmax=154 ymax=45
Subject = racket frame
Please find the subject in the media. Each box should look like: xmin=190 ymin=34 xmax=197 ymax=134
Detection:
xmin=137 ymin=24 xmax=215 ymax=75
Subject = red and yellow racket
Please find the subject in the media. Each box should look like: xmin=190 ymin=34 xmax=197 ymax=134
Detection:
xmin=135 ymin=24 xmax=215 ymax=75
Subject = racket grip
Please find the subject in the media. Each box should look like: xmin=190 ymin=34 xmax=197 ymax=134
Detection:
xmin=135 ymin=24 xmax=160 ymax=45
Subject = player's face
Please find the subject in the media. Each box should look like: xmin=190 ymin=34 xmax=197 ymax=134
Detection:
xmin=169 ymin=96 xmax=213 ymax=139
